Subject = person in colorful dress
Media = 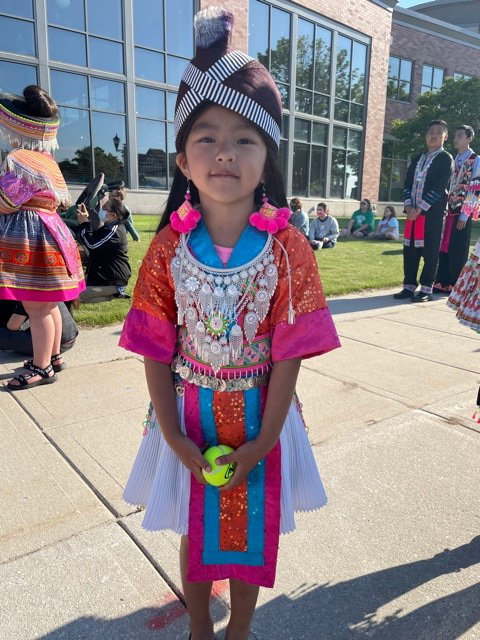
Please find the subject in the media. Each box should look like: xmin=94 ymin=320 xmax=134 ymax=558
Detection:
xmin=433 ymin=125 xmax=480 ymax=294
xmin=446 ymin=159 xmax=480 ymax=420
xmin=394 ymin=120 xmax=454 ymax=303
xmin=0 ymin=86 xmax=85 ymax=390
xmin=119 ymin=8 xmax=340 ymax=640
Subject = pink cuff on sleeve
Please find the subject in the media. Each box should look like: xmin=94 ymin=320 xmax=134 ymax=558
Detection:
xmin=271 ymin=307 xmax=341 ymax=362
xmin=119 ymin=308 xmax=176 ymax=363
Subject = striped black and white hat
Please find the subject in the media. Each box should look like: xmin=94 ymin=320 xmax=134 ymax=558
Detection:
xmin=174 ymin=6 xmax=283 ymax=152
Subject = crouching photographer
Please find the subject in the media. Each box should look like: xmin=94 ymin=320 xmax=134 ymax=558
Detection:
xmin=77 ymin=197 xmax=132 ymax=303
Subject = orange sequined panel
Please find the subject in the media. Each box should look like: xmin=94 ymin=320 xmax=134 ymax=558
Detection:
xmin=213 ymin=391 xmax=248 ymax=552
xmin=258 ymin=226 xmax=327 ymax=333
xmin=132 ymin=225 xmax=179 ymax=323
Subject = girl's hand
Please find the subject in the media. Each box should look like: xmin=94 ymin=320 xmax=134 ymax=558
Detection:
xmin=216 ymin=440 xmax=266 ymax=492
xmin=169 ymin=433 xmax=211 ymax=484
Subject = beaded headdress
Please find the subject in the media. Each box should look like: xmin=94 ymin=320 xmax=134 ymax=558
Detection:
xmin=0 ymin=93 xmax=60 ymax=153
xmin=174 ymin=6 xmax=283 ymax=151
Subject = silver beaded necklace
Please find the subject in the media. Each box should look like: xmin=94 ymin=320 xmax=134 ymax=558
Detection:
xmin=171 ymin=232 xmax=278 ymax=373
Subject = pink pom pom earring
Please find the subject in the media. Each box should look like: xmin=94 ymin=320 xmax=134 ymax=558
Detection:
xmin=170 ymin=181 xmax=202 ymax=233
xmin=249 ymin=184 xmax=290 ymax=234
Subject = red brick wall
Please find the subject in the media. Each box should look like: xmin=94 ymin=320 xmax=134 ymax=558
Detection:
xmin=385 ymin=22 xmax=480 ymax=134
xmin=200 ymin=0 xmax=393 ymax=202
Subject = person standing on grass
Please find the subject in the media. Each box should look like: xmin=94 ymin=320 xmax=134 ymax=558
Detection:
xmin=368 ymin=206 xmax=399 ymax=240
xmin=118 ymin=8 xmax=340 ymax=640
xmin=0 ymin=86 xmax=85 ymax=390
xmin=339 ymin=198 xmax=375 ymax=238
xmin=394 ymin=120 xmax=453 ymax=303
xmin=289 ymin=197 xmax=309 ymax=237
xmin=433 ymin=125 xmax=480 ymax=294
xmin=309 ymin=202 xmax=339 ymax=249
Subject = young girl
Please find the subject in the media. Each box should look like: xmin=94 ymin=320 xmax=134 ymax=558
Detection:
xmin=0 ymin=86 xmax=85 ymax=389
xmin=119 ymin=8 xmax=340 ymax=640
xmin=368 ymin=206 xmax=399 ymax=240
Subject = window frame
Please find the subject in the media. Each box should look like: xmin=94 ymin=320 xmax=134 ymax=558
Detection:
xmin=421 ymin=63 xmax=446 ymax=95
xmin=387 ymin=55 xmax=413 ymax=102
xmin=0 ymin=5 xmax=36 ymax=57
xmin=50 ymin=68 xmax=128 ymax=185
xmin=249 ymin=0 xmax=370 ymax=200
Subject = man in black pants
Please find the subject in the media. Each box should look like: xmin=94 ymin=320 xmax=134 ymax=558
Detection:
xmin=434 ymin=125 xmax=480 ymax=294
xmin=394 ymin=120 xmax=454 ymax=303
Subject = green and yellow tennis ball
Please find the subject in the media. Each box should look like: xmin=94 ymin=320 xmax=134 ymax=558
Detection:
xmin=202 ymin=445 xmax=236 ymax=487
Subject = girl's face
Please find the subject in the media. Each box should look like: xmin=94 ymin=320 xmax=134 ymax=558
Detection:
xmin=177 ymin=106 xmax=267 ymax=208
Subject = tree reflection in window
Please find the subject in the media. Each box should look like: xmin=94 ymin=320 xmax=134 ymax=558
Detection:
xmin=249 ymin=1 xmax=290 ymax=106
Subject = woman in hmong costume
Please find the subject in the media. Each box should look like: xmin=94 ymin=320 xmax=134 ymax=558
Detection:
xmin=0 ymin=86 xmax=85 ymax=389
xmin=447 ymin=175 xmax=480 ymax=423
xmin=119 ymin=8 xmax=340 ymax=640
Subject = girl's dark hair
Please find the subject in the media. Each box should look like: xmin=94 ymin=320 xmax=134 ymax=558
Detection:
xmin=383 ymin=205 xmax=396 ymax=219
xmin=22 ymin=85 xmax=58 ymax=118
xmin=157 ymin=103 xmax=288 ymax=232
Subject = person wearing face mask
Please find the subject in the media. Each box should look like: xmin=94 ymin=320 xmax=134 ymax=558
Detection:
xmin=77 ymin=197 xmax=132 ymax=303
xmin=309 ymin=202 xmax=339 ymax=249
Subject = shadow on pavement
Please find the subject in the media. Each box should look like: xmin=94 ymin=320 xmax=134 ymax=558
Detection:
xmin=252 ymin=535 xmax=480 ymax=639
xmin=33 ymin=537 xmax=479 ymax=640
xmin=328 ymin=293 xmax=410 ymax=316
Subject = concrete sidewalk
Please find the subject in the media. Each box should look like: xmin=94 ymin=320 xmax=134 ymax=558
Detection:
xmin=1 ymin=290 xmax=479 ymax=640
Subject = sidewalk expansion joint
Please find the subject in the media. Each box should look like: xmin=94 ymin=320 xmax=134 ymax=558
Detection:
xmin=6 ymin=389 xmax=186 ymax=607
xmin=335 ymin=334 xmax=478 ymax=375
xmin=381 ymin=315 xmax=480 ymax=341
xmin=418 ymin=408 xmax=480 ymax=436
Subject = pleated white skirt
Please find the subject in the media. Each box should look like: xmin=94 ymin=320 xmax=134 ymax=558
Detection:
xmin=123 ymin=395 xmax=327 ymax=535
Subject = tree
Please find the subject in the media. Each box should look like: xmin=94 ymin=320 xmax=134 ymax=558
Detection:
xmin=392 ymin=76 xmax=480 ymax=158
xmin=59 ymin=145 xmax=124 ymax=183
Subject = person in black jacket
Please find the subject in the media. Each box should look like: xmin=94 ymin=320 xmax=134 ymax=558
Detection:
xmin=394 ymin=120 xmax=454 ymax=303
xmin=77 ymin=197 xmax=132 ymax=303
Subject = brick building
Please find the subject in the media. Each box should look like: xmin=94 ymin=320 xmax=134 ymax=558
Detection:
xmin=0 ymin=0 xmax=478 ymax=214
xmin=380 ymin=5 xmax=480 ymax=203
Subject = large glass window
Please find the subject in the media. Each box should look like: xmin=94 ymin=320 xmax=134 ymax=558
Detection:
xmin=387 ymin=56 xmax=413 ymax=102
xmin=454 ymin=72 xmax=473 ymax=81
xmin=134 ymin=0 xmax=193 ymax=86
xmin=249 ymin=0 xmax=368 ymax=200
xmin=292 ymin=118 xmax=328 ymax=197
xmin=0 ymin=15 xmax=35 ymax=56
xmin=47 ymin=0 xmax=124 ymax=72
xmin=296 ymin=19 xmax=331 ymax=117
xmin=335 ymin=36 xmax=366 ymax=125
xmin=136 ymin=85 xmax=177 ymax=189
xmin=0 ymin=0 xmax=33 ymax=19
xmin=379 ymin=140 xmax=408 ymax=202
xmin=330 ymin=127 xmax=361 ymax=199
xmin=51 ymin=70 xmax=127 ymax=184
xmin=0 ymin=61 xmax=37 ymax=95
xmin=249 ymin=3 xmax=291 ymax=107
xmin=421 ymin=65 xmax=445 ymax=94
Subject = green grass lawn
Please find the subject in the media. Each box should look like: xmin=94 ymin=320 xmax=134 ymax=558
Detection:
xmin=73 ymin=214 xmax=480 ymax=327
